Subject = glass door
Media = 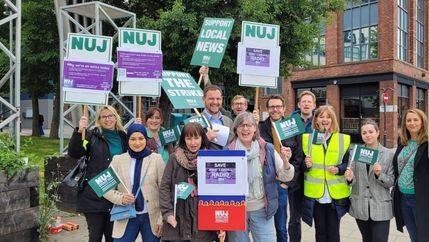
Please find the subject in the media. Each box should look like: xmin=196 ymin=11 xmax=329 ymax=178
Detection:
xmin=341 ymin=84 xmax=379 ymax=143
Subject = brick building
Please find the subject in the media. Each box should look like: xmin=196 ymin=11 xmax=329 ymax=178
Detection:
xmin=277 ymin=0 xmax=429 ymax=148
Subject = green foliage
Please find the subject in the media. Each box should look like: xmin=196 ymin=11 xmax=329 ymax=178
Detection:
xmin=131 ymin=0 xmax=344 ymax=102
xmin=0 ymin=134 xmax=25 ymax=176
xmin=21 ymin=0 xmax=59 ymax=98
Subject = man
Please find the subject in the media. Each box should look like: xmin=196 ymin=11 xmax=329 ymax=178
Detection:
xmin=202 ymin=84 xmax=234 ymax=149
xmin=259 ymin=94 xmax=303 ymax=242
xmin=200 ymin=66 xmax=233 ymax=119
xmin=288 ymin=90 xmax=317 ymax=242
xmin=291 ymin=90 xmax=316 ymax=133
xmin=231 ymin=95 xmax=248 ymax=119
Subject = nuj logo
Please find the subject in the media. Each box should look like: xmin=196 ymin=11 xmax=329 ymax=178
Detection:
xmin=280 ymin=119 xmax=296 ymax=129
xmin=245 ymin=25 xmax=276 ymax=39
xmin=122 ymin=31 xmax=157 ymax=46
xmin=215 ymin=210 xmax=228 ymax=223
xmin=360 ymin=149 xmax=374 ymax=159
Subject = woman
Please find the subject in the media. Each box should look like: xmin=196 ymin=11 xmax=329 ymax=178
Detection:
xmin=159 ymin=122 xmax=219 ymax=242
xmin=392 ymin=108 xmax=429 ymax=242
xmin=145 ymin=107 xmax=174 ymax=163
xmin=344 ymin=119 xmax=394 ymax=242
xmin=68 ymin=105 xmax=127 ymax=242
xmin=227 ymin=112 xmax=295 ymax=242
xmin=301 ymin=105 xmax=350 ymax=242
xmin=103 ymin=124 xmax=165 ymax=241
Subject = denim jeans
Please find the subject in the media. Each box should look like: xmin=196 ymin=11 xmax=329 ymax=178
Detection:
xmin=114 ymin=213 xmax=159 ymax=242
xmin=228 ymin=208 xmax=275 ymax=242
xmin=274 ymin=184 xmax=288 ymax=242
xmin=400 ymin=193 xmax=417 ymax=242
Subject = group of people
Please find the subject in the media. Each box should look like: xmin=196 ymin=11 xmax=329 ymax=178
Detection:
xmin=68 ymin=80 xmax=429 ymax=242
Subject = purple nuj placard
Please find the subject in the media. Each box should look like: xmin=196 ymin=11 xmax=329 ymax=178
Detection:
xmin=117 ymin=50 xmax=163 ymax=79
xmin=63 ymin=60 xmax=113 ymax=91
xmin=245 ymin=48 xmax=270 ymax=67
xmin=206 ymin=162 xmax=236 ymax=184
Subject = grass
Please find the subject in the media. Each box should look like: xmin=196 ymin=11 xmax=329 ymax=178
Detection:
xmin=20 ymin=136 xmax=69 ymax=192
xmin=21 ymin=136 xmax=67 ymax=169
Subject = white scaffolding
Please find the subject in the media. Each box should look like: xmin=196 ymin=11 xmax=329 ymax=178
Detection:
xmin=0 ymin=0 xmax=21 ymax=151
xmin=56 ymin=1 xmax=136 ymax=152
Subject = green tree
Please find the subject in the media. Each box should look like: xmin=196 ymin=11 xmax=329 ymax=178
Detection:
xmin=21 ymin=0 xmax=59 ymax=137
xmin=100 ymin=0 xmax=343 ymax=123
xmin=136 ymin=0 xmax=342 ymax=120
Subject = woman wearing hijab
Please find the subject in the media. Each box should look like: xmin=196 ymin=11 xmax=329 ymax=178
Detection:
xmin=103 ymin=124 xmax=165 ymax=242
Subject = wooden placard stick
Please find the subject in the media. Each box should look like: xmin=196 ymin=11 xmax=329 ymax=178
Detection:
xmin=82 ymin=105 xmax=88 ymax=141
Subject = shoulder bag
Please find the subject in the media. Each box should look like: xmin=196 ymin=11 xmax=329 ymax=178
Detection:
xmin=62 ymin=155 xmax=88 ymax=191
xmin=110 ymin=158 xmax=151 ymax=221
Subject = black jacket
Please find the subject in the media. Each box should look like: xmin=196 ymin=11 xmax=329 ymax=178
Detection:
xmin=258 ymin=118 xmax=303 ymax=192
xmin=68 ymin=128 xmax=127 ymax=213
xmin=392 ymin=141 xmax=429 ymax=241
xmin=159 ymin=154 xmax=217 ymax=242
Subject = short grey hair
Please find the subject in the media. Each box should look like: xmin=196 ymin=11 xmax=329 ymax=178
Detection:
xmin=233 ymin=112 xmax=260 ymax=141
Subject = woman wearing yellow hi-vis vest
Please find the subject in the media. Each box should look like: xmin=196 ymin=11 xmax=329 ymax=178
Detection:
xmin=301 ymin=105 xmax=351 ymax=242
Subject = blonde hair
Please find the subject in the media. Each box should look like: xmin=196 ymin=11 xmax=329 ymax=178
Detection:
xmin=400 ymin=108 xmax=428 ymax=145
xmin=312 ymin=105 xmax=340 ymax=133
xmin=232 ymin=95 xmax=248 ymax=105
xmin=94 ymin=105 xmax=125 ymax=132
xmin=298 ymin=90 xmax=316 ymax=103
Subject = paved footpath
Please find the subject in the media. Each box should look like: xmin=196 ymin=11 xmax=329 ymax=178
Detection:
xmin=48 ymin=212 xmax=410 ymax=242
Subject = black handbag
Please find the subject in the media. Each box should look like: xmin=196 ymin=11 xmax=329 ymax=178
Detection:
xmin=62 ymin=156 xmax=88 ymax=191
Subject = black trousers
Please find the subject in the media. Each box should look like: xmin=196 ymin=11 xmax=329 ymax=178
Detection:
xmin=313 ymin=202 xmax=340 ymax=242
xmin=84 ymin=212 xmax=114 ymax=242
xmin=288 ymin=188 xmax=303 ymax=242
xmin=355 ymin=218 xmax=390 ymax=242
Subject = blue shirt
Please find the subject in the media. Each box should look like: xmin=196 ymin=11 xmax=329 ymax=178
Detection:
xmin=203 ymin=109 xmax=223 ymax=125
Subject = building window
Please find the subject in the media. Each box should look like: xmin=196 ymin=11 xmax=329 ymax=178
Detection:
xmin=263 ymin=77 xmax=283 ymax=96
xmin=304 ymin=35 xmax=326 ymax=67
xmin=343 ymin=1 xmax=378 ymax=62
xmin=397 ymin=0 xmax=408 ymax=62
xmin=304 ymin=21 xmax=326 ymax=67
xmin=416 ymin=0 xmax=424 ymax=68
xmin=416 ymin=88 xmax=425 ymax=112
xmin=296 ymin=87 xmax=326 ymax=108
xmin=397 ymin=84 xmax=409 ymax=126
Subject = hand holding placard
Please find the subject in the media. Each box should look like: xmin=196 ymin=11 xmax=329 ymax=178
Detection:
xmin=345 ymin=167 xmax=353 ymax=182
xmin=305 ymin=155 xmax=313 ymax=169
xmin=206 ymin=127 xmax=219 ymax=141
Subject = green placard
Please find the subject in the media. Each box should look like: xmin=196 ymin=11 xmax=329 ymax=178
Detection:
xmin=190 ymin=17 xmax=234 ymax=68
xmin=88 ymin=166 xmax=120 ymax=197
xmin=159 ymin=126 xmax=181 ymax=146
xmin=351 ymin=146 xmax=379 ymax=165
xmin=312 ymin=129 xmax=325 ymax=145
xmin=162 ymin=71 xmax=205 ymax=109
xmin=176 ymin=182 xmax=195 ymax=200
xmin=183 ymin=115 xmax=209 ymax=129
xmin=273 ymin=115 xmax=305 ymax=141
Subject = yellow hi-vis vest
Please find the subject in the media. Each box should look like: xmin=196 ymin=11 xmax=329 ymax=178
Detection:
xmin=302 ymin=132 xmax=351 ymax=199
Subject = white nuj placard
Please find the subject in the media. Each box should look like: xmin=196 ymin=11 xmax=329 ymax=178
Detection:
xmin=238 ymin=21 xmax=281 ymax=88
xmin=197 ymin=150 xmax=247 ymax=196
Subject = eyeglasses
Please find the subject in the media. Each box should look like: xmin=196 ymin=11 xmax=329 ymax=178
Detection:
xmin=238 ymin=123 xmax=254 ymax=129
xmin=233 ymin=102 xmax=246 ymax=107
xmin=100 ymin=114 xmax=115 ymax=120
xmin=268 ymin=105 xmax=284 ymax=110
